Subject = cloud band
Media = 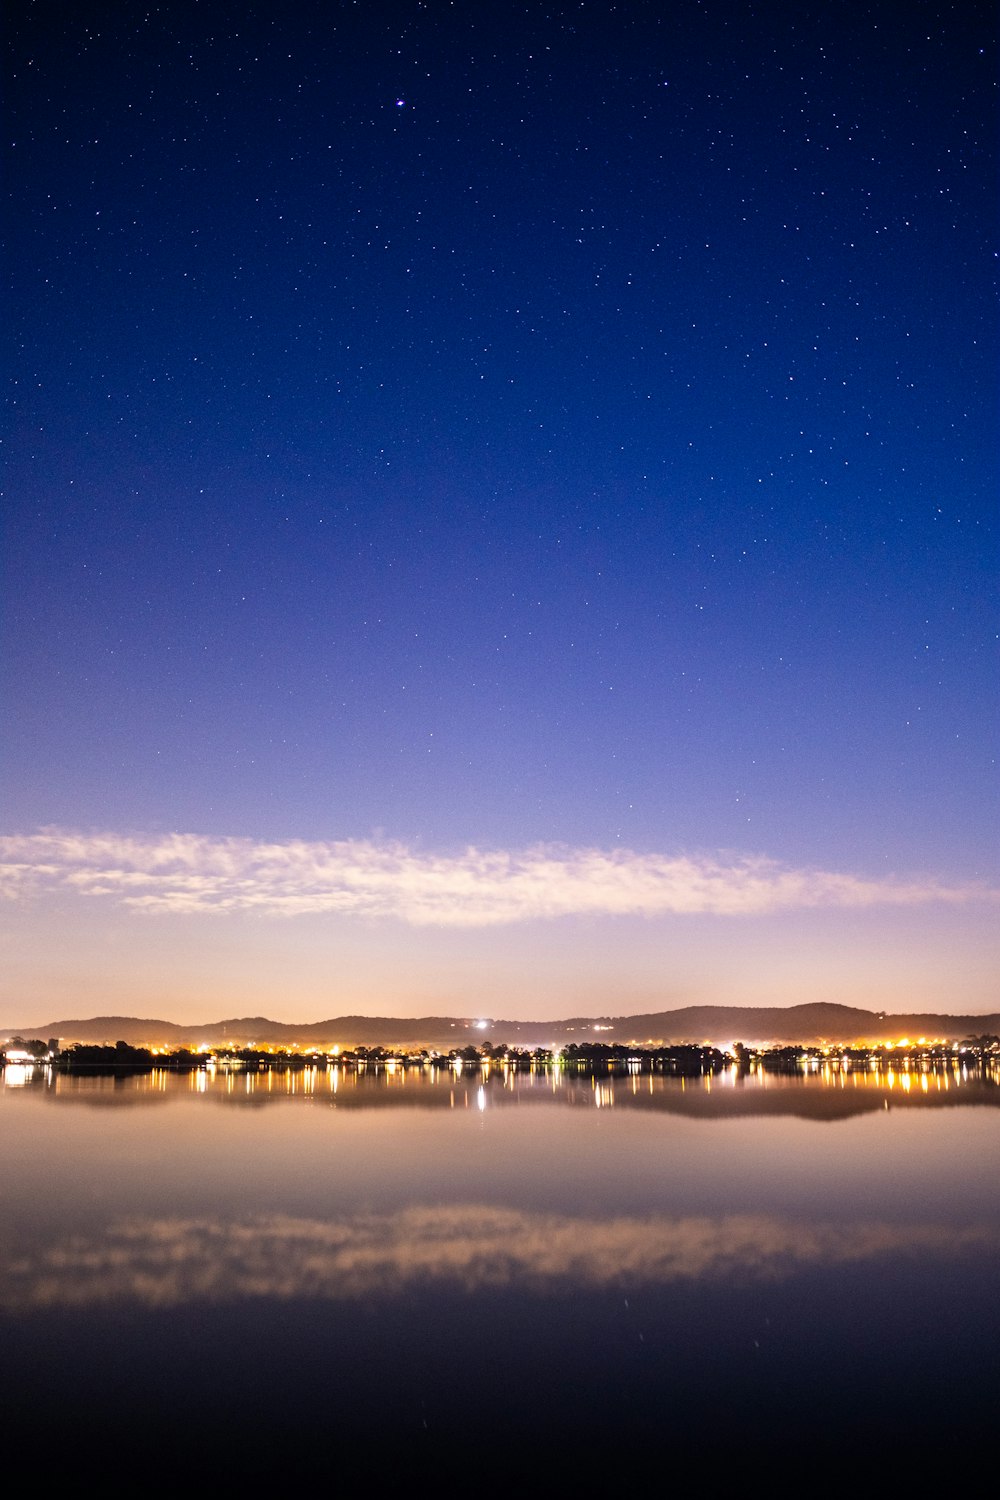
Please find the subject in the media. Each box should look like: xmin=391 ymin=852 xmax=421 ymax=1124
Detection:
xmin=0 ymin=829 xmax=994 ymax=925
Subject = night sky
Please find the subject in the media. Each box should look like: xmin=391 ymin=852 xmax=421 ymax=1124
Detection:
xmin=4 ymin=1 xmax=997 ymax=1026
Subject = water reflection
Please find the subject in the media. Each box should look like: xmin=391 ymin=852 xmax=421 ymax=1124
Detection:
xmin=5 ymin=1206 xmax=997 ymax=1313
xmin=5 ymin=1057 xmax=996 ymax=1122
xmin=2 ymin=1057 xmax=997 ymax=1472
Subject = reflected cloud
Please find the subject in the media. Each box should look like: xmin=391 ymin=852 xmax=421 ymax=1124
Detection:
xmin=2 ymin=829 xmax=995 ymax=925
xmin=3 ymin=1207 xmax=995 ymax=1312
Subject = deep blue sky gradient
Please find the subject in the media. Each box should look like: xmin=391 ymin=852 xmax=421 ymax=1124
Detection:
xmin=3 ymin=2 xmax=997 ymax=1022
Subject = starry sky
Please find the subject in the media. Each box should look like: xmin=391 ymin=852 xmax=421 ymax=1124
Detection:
xmin=3 ymin=1 xmax=997 ymax=1027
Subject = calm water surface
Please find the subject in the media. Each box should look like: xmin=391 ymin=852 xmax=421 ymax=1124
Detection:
xmin=2 ymin=1061 xmax=997 ymax=1479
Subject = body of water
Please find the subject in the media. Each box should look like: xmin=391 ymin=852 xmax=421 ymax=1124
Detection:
xmin=2 ymin=1059 xmax=997 ymax=1478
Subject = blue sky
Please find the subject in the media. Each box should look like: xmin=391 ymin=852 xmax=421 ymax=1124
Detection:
xmin=4 ymin=1 xmax=996 ymax=1025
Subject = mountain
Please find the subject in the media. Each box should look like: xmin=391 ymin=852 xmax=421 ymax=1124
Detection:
xmin=8 ymin=1004 xmax=998 ymax=1049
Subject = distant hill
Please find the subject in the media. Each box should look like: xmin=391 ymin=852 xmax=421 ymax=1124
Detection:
xmin=8 ymin=1003 xmax=998 ymax=1050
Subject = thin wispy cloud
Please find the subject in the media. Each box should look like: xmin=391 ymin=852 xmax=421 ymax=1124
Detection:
xmin=5 ymin=1208 xmax=995 ymax=1312
xmin=0 ymin=830 xmax=994 ymax=927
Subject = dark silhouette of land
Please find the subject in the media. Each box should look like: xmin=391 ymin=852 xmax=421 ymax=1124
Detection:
xmin=7 ymin=1001 xmax=999 ymax=1050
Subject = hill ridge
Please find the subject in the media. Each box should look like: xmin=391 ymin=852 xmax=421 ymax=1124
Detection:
xmin=8 ymin=1003 xmax=997 ymax=1049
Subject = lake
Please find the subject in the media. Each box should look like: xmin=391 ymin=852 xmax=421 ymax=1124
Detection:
xmin=2 ymin=1058 xmax=997 ymax=1480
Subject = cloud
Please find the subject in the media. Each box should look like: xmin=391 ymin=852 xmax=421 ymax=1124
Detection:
xmin=0 ymin=829 xmax=994 ymax=926
xmin=4 ymin=1207 xmax=994 ymax=1312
